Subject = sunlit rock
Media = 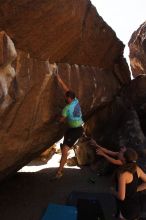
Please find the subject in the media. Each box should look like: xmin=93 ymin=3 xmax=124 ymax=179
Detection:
xmin=129 ymin=21 xmax=146 ymax=78
xmin=0 ymin=32 xmax=128 ymax=180
xmin=0 ymin=0 xmax=133 ymax=180
xmin=0 ymin=0 xmax=130 ymax=75
xmin=0 ymin=31 xmax=17 ymax=113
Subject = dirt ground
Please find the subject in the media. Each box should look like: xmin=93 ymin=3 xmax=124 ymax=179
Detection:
xmin=0 ymin=153 xmax=112 ymax=220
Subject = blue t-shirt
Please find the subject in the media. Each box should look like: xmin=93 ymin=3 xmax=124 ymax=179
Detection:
xmin=62 ymin=98 xmax=83 ymax=128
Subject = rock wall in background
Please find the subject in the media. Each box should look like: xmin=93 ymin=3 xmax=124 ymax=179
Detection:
xmin=129 ymin=21 xmax=146 ymax=78
xmin=129 ymin=22 xmax=146 ymax=137
xmin=127 ymin=22 xmax=146 ymax=169
xmin=1 ymin=0 xmax=146 ymax=180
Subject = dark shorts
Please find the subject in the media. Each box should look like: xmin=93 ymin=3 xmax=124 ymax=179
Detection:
xmin=62 ymin=126 xmax=83 ymax=148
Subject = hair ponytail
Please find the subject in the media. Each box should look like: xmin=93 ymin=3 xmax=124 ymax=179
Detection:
xmin=118 ymin=148 xmax=138 ymax=175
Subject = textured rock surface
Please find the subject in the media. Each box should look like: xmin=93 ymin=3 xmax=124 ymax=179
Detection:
xmin=128 ymin=22 xmax=146 ymax=168
xmin=0 ymin=31 xmax=17 ymax=113
xmin=0 ymin=0 xmax=129 ymax=72
xmin=84 ymin=84 xmax=146 ymax=171
xmin=129 ymin=21 xmax=146 ymax=78
xmin=0 ymin=30 xmax=127 ymax=180
xmin=127 ymin=75 xmax=146 ymax=137
xmin=74 ymin=137 xmax=97 ymax=166
xmin=0 ymin=0 xmax=132 ymax=180
xmin=86 ymin=96 xmax=144 ymax=147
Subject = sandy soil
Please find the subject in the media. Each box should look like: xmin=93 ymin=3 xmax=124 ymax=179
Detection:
xmin=0 ymin=152 xmax=112 ymax=220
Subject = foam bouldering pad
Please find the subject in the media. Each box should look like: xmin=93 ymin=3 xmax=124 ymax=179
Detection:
xmin=67 ymin=191 xmax=117 ymax=220
xmin=41 ymin=203 xmax=77 ymax=220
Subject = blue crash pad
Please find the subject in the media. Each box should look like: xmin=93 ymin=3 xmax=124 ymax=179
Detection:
xmin=41 ymin=203 xmax=77 ymax=220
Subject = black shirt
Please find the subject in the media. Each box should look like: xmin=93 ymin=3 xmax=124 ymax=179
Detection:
xmin=117 ymin=171 xmax=141 ymax=220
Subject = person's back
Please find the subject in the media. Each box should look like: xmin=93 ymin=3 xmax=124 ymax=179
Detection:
xmin=114 ymin=148 xmax=146 ymax=220
xmin=117 ymin=170 xmax=140 ymax=220
xmin=62 ymin=97 xmax=83 ymax=128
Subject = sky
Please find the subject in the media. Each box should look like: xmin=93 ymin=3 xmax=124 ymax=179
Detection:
xmin=90 ymin=0 xmax=146 ymax=64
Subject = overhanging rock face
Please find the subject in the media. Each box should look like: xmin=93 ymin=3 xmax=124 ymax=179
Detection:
xmin=0 ymin=0 xmax=131 ymax=180
xmin=0 ymin=0 xmax=128 ymax=70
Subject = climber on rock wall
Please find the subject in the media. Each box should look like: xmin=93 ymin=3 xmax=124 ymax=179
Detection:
xmin=53 ymin=64 xmax=84 ymax=179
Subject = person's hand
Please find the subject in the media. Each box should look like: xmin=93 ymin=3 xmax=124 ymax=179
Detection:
xmin=96 ymin=148 xmax=105 ymax=156
xmin=49 ymin=63 xmax=58 ymax=76
xmin=52 ymin=63 xmax=58 ymax=76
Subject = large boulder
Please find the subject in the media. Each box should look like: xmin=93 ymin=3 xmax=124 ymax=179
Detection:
xmin=0 ymin=30 xmax=128 ymax=180
xmin=0 ymin=0 xmax=131 ymax=180
xmin=84 ymin=83 xmax=146 ymax=171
